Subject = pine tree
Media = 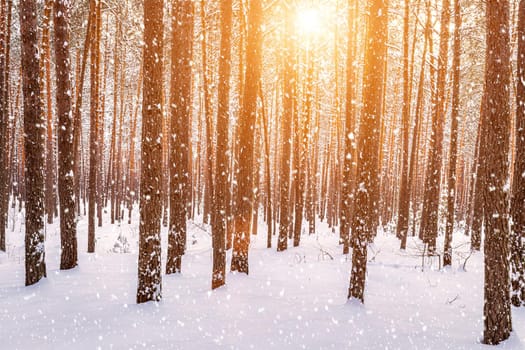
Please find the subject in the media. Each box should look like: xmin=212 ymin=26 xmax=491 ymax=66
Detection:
xmin=231 ymin=0 xmax=263 ymax=274
xmin=443 ymin=0 xmax=461 ymax=267
xmin=348 ymin=0 xmax=388 ymax=302
xmin=167 ymin=0 xmax=193 ymax=275
xmin=396 ymin=0 xmax=411 ymax=247
xmin=137 ymin=0 xmax=164 ymax=304
xmin=277 ymin=3 xmax=295 ymax=252
xmin=483 ymin=0 xmax=512 ymax=344
xmin=0 ymin=0 xmax=8 ymax=253
xmin=53 ymin=0 xmax=77 ymax=270
xmin=511 ymin=0 xmax=525 ymax=307
xmin=20 ymin=0 xmax=47 ymax=286
xmin=212 ymin=0 xmax=233 ymax=290
xmin=420 ymin=0 xmax=450 ymax=253
xmin=87 ymin=0 xmax=99 ymax=253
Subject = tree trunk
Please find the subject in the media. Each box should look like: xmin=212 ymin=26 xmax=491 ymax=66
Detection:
xmin=200 ymin=0 xmax=213 ymax=226
xmin=341 ymin=0 xmax=357 ymax=255
xmin=348 ymin=0 xmax=388 ymax=302
xmin=231 ymin=0 xmax=262 ymax=274
xmin=87 ymin=0 xmax=98 ymax=253
xmin=443 ymin=0 xmax=461 ymax=267
xmin=167 ymin=0 xmax=193 ymax=275
xmin=42 ymin=0 xmax=56 ymax=225
xmin=277 ymin=4 xmax=295 ymax=252
xmin=396 ymin=0 xmax=411 ymax=245
xmin=420 ymin=0 xmax=450 ymax=253
xmin=483 ymin=0 xmax=513 ymax=344
xmin=53 ymin=0 xmax=77 ymax=270
xmin=211 ymin=0 xmax=233 ymax=289
xmin=0 ymin=0 xmax=7 ymax=252
xmin=137 ymin=0 xmax=164 ymax=304
xmin=21 ymin=0 xmax=47 ymax=286
xmin=510 ymin=0 xmax=525 ymax=308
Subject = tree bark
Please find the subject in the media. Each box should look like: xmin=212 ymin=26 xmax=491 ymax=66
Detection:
xmin=443 ymin=0 xmax=461 ymax=267
xmin=348 ymin=0 xmax=388 ymax=302
xmin=231 ymin=0 xmax=262 ymax=274
xmin=420 ymin=0 xmax=450 ymax=253
xmin=137 ymin=0 xmax=164 ymax=304
xmin=87 ymin=0 xmax=99 ymax=253
xmin=21 ymin=0 xmax=47 ymax=286
xmin=277 ymin=4 xmax=295 ymax=252
xmin=53 ymin=0 xmax=77 ymax=270
xmin=510 ymin=0 xmax=525 ymax=307
xmin=167 ymin=0 xmax=193 ymax=275
xmin=483 ymin=0 xmax=513 ymax=344
xmin=211 ymin=0 xmax=233 ymax=289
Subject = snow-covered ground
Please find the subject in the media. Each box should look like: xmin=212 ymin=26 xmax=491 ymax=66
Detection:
xmin=0 ymin=204 xmax=524 ymax=349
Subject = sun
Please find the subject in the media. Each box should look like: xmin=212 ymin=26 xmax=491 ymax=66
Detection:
xmin=295 ymin=7 xmax=323 ymax=36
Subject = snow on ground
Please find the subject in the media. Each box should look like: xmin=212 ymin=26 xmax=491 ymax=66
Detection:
xmin=0 ymin=204 xmax=524 ymax=349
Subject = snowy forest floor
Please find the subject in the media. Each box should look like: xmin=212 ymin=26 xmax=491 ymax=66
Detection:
xmin=0 ymin=204 xmax=524 ymax=349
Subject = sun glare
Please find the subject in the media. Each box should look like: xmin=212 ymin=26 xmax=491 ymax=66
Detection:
xmin=295 ymin=7 xmax=323 ymax=36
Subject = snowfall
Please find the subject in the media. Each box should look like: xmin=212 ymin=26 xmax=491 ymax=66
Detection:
xmin=0 ymin=204 xmax=524 ymax=350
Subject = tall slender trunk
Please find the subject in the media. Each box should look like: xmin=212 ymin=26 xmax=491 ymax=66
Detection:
xmin=42 ymin=0 xmax=55 ymax=225
xmin=167 ymin=0 xmax=193 ymax=275
xmin=231 ymin=0 xmax=262 ymax=274
xmin=87 ymin=0 xmax=99 ymax=253
xmin=341 ymin=0 xmax=357 ymax=255
xmin=420 ymin=0 xmax=450 ymax=253
xmin=53 ymin=0 xmax=77 ymax=270
xmin=510 ymin=0 xmax=525 ymax=307
xmin=443 ymin=0 xmax=461 ymax=267
xmin=136 ymin=0 xmax=164 ymax=304
xmin=277 ymin=4 xmax=295 ymax=252
xmin=211 ymin=0 xmax=233 ymax=289
xmin=21 ymin=0 xmax=47 ymax=286
xmin=483 ymin=0 xmax=512 ymax=344
xmin=396 ymin=0 xmax=411 ymax=245
xmin=348 ymin=0 xmax=388 ymax=302
xmin=200 ymin=0 xmax=213 ymax=225
xmin=0 ymin=0 xmax=7 ymax=252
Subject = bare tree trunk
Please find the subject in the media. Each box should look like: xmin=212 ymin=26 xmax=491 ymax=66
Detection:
xmin=167 ymin=0 xmax=193 ymax=275
xmin=21 ymin=0 xmax=47 ymax=286
xmin=341 ymin=0 xmax=357 ymax=255
xmin=0 ymin=0 xmax=8 ymax=252
xmin=87 ymin=0 xmax=99 ymax=253
xmin=510 ymin=0 xmax=525 ymax=307
xmin=136 ymin=0 xmax=164 ymax=304
xmin=348 ymin=0 xmax=388 ymax=302
xmin=53 ymin=0 xmax=77 ymax=270
xmin=396 ymin=0 xmax=411 ymax=245
xmin=277 ymin=4 xmax=295 ymax=252
xmin=483 ymin=0 xmax=513 ymax=344
xmin=211 ymin=0 xmax=233 ymax=289
xmin=200 ymin=0 xmax=213 ymax=225
xmin=420 ymin=0 xmax=450 ymax=253
xmin=443 ymin=0 xmax=461 ymax=267
xmin=259 ymin=86 xmax=272 ymax=248
xmin=73 ymin=5 xmax=92 ymax=217
xmin=231 ymin=0 xmax=262 ymax=274
xmin=42 ymin=0 xmax=56 ymax=225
